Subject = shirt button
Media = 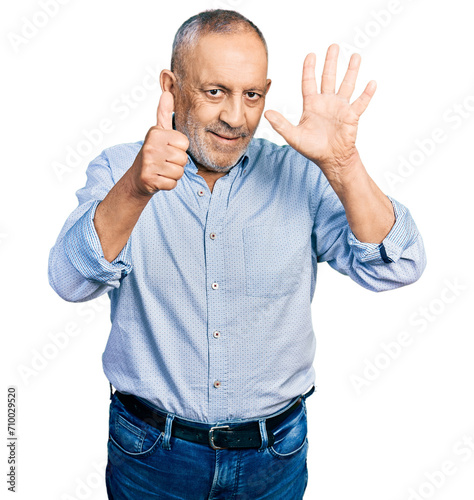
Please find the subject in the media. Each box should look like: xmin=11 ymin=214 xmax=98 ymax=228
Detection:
xmin=197 ymin=189 xmax=205 ymax=196
xmin=211 ymin=282 xmax=219 ymax=290
xmin=213 ymin=380 xmax=221 ymax=388
xmin=213 ymin=330 xmax=221 ymax=338
xmin=210 ymin=232 xmax=216 ymax=239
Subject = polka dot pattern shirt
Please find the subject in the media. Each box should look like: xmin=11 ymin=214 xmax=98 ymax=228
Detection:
xmin=48 ymin=138 xmax=426 ymax=423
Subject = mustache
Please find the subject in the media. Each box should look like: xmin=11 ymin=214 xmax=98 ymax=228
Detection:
xmin=205 ymin=122 xmax=250 ymax=138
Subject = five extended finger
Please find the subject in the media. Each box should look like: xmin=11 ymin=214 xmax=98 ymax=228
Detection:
xmin=264 ymin=110 xmax=297 ymax=145
xmin=338 ymin=53 xmax=361 ymax=101
xmin=321 ymin=44 xmax=339 ymax=94
xmin=351 ymin=80 xmax=377 ymax=117
xmin=302 ymin=53 xmax=318 ymax=104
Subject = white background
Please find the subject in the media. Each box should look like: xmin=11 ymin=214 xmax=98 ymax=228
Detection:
xmin=2 ymin=0 xmax=473 ymax=499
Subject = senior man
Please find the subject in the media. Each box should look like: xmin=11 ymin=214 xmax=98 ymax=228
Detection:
xmin=48 ymin=8 xmax=426 ymax=500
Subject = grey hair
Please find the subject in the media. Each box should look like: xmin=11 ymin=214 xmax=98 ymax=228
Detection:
xmin=171 ymin=9 xmax=268 ymax=83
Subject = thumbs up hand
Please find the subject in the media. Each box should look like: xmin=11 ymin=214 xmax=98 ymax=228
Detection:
xmin=129 ymin=91 xmax=190 ymax=196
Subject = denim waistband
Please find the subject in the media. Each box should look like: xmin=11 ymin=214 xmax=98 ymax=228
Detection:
xmin=110 ymin=383 xmax=315 ymax=428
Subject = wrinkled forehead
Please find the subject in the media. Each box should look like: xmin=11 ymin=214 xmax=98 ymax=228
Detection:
xmin=185 ymin=32 xmax=268 ymax=89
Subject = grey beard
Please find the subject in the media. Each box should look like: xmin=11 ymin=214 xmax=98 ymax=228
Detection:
xmin=188 ymin=143 xmax=236 ymax=173
xmin=180 ymin=114 xmax=253 ymax=173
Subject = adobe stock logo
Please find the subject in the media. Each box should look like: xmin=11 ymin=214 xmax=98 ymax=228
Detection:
xmin=340 ymin=0 xmax=417 ymax=58
xmin=17 ymin=294 xmax=109 ymax=385
xmin=51 ymin=63 xmax=164 ymax=182
xmin=7 ymin=0 xmax=72 ymax=54
xmin=384 ymin=93 xmax=474 ymax=190
xmin=406 ymin=430 xmax=474 ymax=500
xmin=349 ymin=278 xmax=467 ymax=394
xmin=61 ymin=459 xmax=107 ymax=500
xmin=211 ymin=0 xmax=244 ymax=8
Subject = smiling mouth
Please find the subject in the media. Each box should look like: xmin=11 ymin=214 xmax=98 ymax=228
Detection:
xmin=209 ymin=131 xmax=241 ymax=142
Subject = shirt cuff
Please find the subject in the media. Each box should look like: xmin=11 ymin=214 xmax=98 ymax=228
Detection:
xmin=347 ymin=196 xmax=419 ymax=265
xmin=64 ymin=200 xmax=132 ymax=284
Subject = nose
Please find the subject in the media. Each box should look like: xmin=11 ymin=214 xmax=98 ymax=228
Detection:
xmin=219 ymin=94 xmax=246 ymax=129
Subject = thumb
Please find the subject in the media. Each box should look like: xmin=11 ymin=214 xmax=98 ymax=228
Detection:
xmin=264 ymin=110 xmax=296 ymax=144
xmin=156 ymin=91 xmax=174 ymax=130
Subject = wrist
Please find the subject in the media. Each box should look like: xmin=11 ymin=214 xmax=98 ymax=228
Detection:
xmin=316 ymin=148 xmax=365 ymax=193
xmin=124 ymin=154 xmax=155 ymax=202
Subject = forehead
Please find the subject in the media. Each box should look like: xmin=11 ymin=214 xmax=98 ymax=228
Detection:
xmin=186 ymin=31 xmax=268 ymax=88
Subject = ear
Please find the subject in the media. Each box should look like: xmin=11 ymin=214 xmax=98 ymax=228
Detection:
xmin=265 ymin=78 xmax=272 ymax=95
xmin=160 ymin=70 xmax=178 ymax=97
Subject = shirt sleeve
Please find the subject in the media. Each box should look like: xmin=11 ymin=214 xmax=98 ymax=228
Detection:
xmin=312 ymin=173 xmax=427 ymax=292
xmin=48 ymin=150 xmax=133 ymax=302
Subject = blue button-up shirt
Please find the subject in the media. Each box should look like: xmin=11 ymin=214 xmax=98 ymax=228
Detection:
xmin=48 ymin=137 xmax=426 ymax=423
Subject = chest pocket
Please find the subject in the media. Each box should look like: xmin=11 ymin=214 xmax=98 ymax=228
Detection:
xmin=243 ymin=224 xmax=306 ymax=298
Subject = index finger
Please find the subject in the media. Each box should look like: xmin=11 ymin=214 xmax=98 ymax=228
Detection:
xmin=302 ymin=53 xmax=318 ymax=104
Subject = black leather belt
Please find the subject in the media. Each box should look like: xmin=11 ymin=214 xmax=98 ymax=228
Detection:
xmin=114 ymin=389 xmax=310 ymax=450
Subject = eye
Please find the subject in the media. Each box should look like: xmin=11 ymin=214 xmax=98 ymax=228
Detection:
xmin=246 ymin=92 xmax=261 ymax=101
xmin=206 ymin=89 xmax=223 ymax=97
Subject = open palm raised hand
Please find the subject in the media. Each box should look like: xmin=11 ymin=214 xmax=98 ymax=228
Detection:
xmin=265 ymin=44 xmax=376 ymax=180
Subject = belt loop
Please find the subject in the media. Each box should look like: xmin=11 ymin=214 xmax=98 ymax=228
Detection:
xmin=162 ymin=413 xmax=175 ymax=451
xmin=109 ymin=382 xmax=113 ymax=400
xmin=302 ymin=385 xmax=315 ymax=401
xmin=257 ymin=419 xmax=269 ymax=452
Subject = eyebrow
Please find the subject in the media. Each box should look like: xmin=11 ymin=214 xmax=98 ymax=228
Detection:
xmin=201 ymin=82 xmax=267 ymax=93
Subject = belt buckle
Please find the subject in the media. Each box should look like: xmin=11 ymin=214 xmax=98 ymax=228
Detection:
xmin=208 ymin=425 xmax=230 ymax=450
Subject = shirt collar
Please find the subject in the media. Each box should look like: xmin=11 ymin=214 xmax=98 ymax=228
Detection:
xmin=184 ymin=150 xmax=250 ymax=178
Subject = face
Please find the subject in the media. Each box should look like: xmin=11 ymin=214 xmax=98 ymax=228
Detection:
xmin=172 ymin=31 xmax=271 ymax=173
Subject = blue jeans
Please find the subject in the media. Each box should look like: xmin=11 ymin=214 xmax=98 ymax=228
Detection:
xmin=105 ymin=390 xmax=311 ymax=499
